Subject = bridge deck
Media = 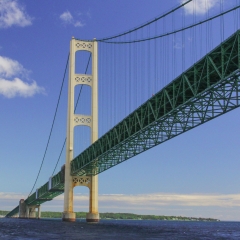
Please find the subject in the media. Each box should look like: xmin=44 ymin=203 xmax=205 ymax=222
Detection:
xmin=71 ymin=30 xmax=240 ymax=176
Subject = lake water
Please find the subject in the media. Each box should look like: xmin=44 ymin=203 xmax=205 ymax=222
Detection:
xmin=0 ymin=218 xmax=240 ymax=239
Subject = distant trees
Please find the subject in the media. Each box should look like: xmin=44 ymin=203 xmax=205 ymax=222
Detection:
xmin=40 ymin=212 xmax=219 ymax=221
xmin=0 ymin=210 xmax=219 ymax=221
xmin=0 ymin=210 xmax=9 ymax=216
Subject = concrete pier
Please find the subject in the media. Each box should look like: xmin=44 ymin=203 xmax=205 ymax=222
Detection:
xmin=18 ymin=199 xmax=41 ymax=219
xmin=19 ymin=199 xmax=27 ymax=219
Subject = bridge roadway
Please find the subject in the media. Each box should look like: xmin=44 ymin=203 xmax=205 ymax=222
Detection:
xmin=6 ymin=30 xmax=240 ymax=217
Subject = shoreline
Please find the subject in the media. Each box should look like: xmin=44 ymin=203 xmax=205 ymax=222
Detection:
xmin=0 ymin=210 xmax=219 ymax=222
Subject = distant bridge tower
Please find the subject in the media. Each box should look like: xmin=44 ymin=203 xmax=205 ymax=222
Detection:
xmin=62 ymin=37 xmax=99 ymax=222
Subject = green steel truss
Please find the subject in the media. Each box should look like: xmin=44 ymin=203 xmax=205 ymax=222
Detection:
xmin=5 ymin=206 xmax=19 ymax=217
xmin=71 ymin=30 xmax=240 ymax=175
xmin=5 ymin=169 xmax=64 ymax=217
xmin=6 ymin=30 xmax=240 ymax=218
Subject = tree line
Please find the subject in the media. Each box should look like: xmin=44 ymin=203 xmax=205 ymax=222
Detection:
xmin=0 ymin=210 xmax=219 ymax=221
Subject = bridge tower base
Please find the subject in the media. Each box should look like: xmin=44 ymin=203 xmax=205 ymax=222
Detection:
xmin=86 ymin=213 xmax=99 ymax=223
xmin=62 ymin=212 xmax=76 ymax=222
xmin=62 ymin=38 xmax=99 ymax=223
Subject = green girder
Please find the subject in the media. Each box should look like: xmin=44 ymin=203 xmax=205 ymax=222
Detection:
xmin=6 ymin=30 xmax=240 ymax=218
xmin=6 ymin=170 xmax=64 ymax=217
xmin=5 ymin=206 xmax=19 ymax=218
xmin=71 ymin=30 xmax=240 ymax=176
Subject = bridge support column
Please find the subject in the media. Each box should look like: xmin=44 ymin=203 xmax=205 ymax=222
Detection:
xmin=62 ymin=38 xmax=99 ymax=222
xmin=29 ymin=207 xmax=35 ymax=218
xmin=37 ymin=205 xmax=41 ymax=219
xmin=87 ymin=38 xmax=99 ymax=223
xmin=62 ymin=172 xmax=75 ymax=221
xmin=63 ymin=168 xmax=75 ymax=221
xmin=86 ymin=175 xmax=99 ymax=222
xmin=19 ymin=199 xmax=27 ymax=219
xmin=19 ymin=201 xmax=41 ymax=219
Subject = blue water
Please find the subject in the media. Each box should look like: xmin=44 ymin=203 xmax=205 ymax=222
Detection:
xmin=1 ymin=218 xmax=240 ymax=239
xmin=99 ymin=220 xmax=240 ymax=239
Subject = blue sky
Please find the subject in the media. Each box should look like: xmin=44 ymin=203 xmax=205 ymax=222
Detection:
xmin=1 ymin=0 xmax=240 ymax=221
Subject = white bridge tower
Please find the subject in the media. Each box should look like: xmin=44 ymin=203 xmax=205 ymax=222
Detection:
xmin=62 ymin=37 xmax=99 ymax=222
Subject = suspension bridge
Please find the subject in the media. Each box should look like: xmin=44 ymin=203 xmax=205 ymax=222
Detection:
xmin=5 ymin=0 xmax=240 ymax=222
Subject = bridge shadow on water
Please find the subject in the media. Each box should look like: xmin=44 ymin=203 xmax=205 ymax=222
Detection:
xmin=0 ymin=218 xmax=240 ymax=239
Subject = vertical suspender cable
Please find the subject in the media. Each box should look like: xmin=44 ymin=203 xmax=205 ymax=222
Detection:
xmin=182 ymin=5 xmax=185 ymax=73
xmin=156 ymin=19 xmax=158 ymax=94
xmin=124 ymin=34 xmax=127 ymax=117
xmin=148 ymin=22 xmax=151 ymax=98
xmin=114 ymin=37 xmax=117 ymax=125
xmin=141 ymin=28 xmax=143 ymax=103
xmin=193 ymin=0 xmax=196 ymax=62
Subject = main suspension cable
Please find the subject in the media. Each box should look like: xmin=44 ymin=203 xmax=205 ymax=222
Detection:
xmin=28 ymin=53 xmax=70 ymax=196
xmin=99 ymin=6 xmax=240 ymax=44
xmin=97 ymin=0 xmax=192 ymax=41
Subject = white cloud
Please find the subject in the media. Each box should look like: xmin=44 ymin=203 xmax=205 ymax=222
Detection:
xmin=0 ymin=192 xmax=25 ymax=200
xmin=181 ymin=0 xmax=220 ymax=15
xmin=59 ymin=10 xmax=73 ymax=24
xmin=74 ymin=21 xmax=85 ymax=27
xmin=2 ymin=192 xmax=240 ymax=220
xmin=0 ymin=56 xmax=26 ymax=78
xmin=0 ymin=78 xmax=44 ymax=98
xmin=59 ymin=10 xmax=85 ymax=27
xmin=0 ymin=0 xmax=32 ymax=28
xmin=5 ymin=191 xmax=240 ymax=208
xmin=7 ymin=192 xmax=240 ymax=208
xmin=0 ymin=56 xmax=44 ymax=98
xmin=97 ymin=193 xmax=240 ymax=207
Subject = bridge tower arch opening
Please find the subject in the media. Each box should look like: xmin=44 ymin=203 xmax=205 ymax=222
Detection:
xmin=75 ymin=50 xmax=92 ymax=75
xmin=62 ymin=37 xmax=99 ymax=223
xmin=74 ymin=85 xmax=92 ymax=116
